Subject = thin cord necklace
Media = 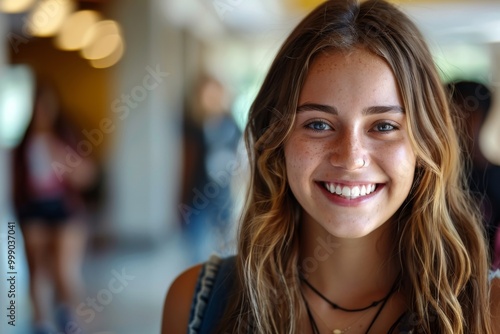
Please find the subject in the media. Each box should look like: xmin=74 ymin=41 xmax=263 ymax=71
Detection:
xmin=305 ymin=298 xmax=373 ymax=334
xmin=301 ymin=276 xmax=394 ymax=312
xmin=302 ymin=275 xmax=400 ymax=334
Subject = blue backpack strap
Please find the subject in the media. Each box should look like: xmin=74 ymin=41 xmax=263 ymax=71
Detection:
xmin=188 ymin=255 xmax=236 ymax=334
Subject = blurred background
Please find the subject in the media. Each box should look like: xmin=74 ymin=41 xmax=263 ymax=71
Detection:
xmin=0 ymin=0 xmax=499 ymax=333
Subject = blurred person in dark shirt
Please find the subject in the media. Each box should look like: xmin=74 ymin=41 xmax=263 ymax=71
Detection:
xmin=179 ymin=75 xmax=242 ymax=262
xmin=448 ymin=80 xmax=500 ymax=267
xmin=12 ymin=81 xmax=97 ymax=334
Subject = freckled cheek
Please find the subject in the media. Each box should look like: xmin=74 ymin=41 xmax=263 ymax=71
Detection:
xmin=285 ymin=141 xmax=319 ymax=178
xmin=386 ymin=144 xmax=416 ymax=186
xmin=284 ymin=145 xmax=298 ymax=179
xmin=285 ymin=153 xmax=304 ymax=178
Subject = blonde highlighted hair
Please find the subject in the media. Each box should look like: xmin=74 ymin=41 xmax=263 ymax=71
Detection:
xmin=218 ymin=0 xmax=492 ymax=333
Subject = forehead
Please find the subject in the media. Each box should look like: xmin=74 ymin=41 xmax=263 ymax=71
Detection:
xmin=300 ymin=48 xmax=402 ymax=107
xmin=311 ymin=48 xmax=384 ymax=70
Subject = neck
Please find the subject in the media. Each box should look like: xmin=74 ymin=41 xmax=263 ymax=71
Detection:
xmin=298 ymin=219 xmax=399 ymax=307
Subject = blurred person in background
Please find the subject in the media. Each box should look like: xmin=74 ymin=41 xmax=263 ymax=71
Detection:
xmin=448 ymin=80 xmax=500 ymax=268
xmin=179 ymin=75 xmax=242 ymax=263
xmin=12 ymin=80 xmax=97 ymax=334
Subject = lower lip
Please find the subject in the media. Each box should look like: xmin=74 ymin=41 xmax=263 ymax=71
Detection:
xmin=316 ymin=182 xmax=382 ymax=207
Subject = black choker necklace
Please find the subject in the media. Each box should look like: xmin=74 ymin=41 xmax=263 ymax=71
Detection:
xmin=300 ymin=275 xmax=399 ymax=313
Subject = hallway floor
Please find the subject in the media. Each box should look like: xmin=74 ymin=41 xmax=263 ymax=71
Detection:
xmin=2 ymin=230 xmax=224 ymax=334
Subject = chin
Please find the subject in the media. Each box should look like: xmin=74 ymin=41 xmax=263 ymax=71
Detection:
xmin=322 ymin=221 xmax=386 ymax=239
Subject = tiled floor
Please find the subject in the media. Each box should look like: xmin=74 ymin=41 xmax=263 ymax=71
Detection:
xmin=1 ymin=228 xmax=227 ymax=334
xmin=80 ymin=236 xmax=192 ymax=334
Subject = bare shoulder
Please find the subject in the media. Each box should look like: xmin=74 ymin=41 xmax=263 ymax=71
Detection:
xmin=490 ymin=274 xmax=500 ymax=333
xmin=161 ymin=263 xmax=203 ymax=334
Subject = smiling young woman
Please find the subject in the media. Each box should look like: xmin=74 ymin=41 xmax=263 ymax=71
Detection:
xmin=285 ymin=49 xmax=416 ymax=240
xmin=161 ymin=1 xmax=500 ymax=333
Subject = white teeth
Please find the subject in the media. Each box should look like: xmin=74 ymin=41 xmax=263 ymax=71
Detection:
xmin=324 ymin=182 xmax=377 ymax=199
xmin=335 ymin=185 xmax=342 ymax=195
xmin=351 ymin=186 xmax=360 ymax=197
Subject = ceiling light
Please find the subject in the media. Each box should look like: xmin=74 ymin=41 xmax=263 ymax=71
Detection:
xmin=55 ymin=10 xmax=101 ymax=50
xmin=81 ymin=20 xmax=122 ymax=60
xmin=90 ymin=37 xmax=125 ymax=68
xmin=26 ymin=0 xmax=75 ymax=37
xmin=0 ymin=0 xmax=35 ymax=13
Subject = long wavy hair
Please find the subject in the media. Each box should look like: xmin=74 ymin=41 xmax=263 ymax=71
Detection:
xmin=218 ymin=0 xmax=492 ymax=333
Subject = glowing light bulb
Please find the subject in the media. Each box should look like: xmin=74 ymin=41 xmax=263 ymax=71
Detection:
xmin=90 ymin=38 xmax=125 ymax=68
xmin=81 ymin=20 xmax=122 ymax=60
xmin=26 ymin=0 xmax=75 ymax=37
xmin=55 ymin=10 xmax=101 ymax=50
xmin=0 ymin=0 xmax=35 ymax=13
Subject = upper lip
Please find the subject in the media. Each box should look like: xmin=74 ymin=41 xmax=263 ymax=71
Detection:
xmin=317 ymin=180 xmax=380 ymax=186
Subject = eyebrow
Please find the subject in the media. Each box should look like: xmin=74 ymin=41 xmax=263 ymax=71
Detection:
xmin=296 ymin=103 xmax=404 ymax=115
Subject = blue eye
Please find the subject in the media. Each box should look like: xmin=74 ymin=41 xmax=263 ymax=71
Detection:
xmin=375 ymin=122 xmax=397 ymax=132
xmin=306 ymin=121 xmax=331 ymax=131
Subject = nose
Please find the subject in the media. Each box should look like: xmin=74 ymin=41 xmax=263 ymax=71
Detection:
xmin=329 ymin=129 xmax=367 ymax=170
